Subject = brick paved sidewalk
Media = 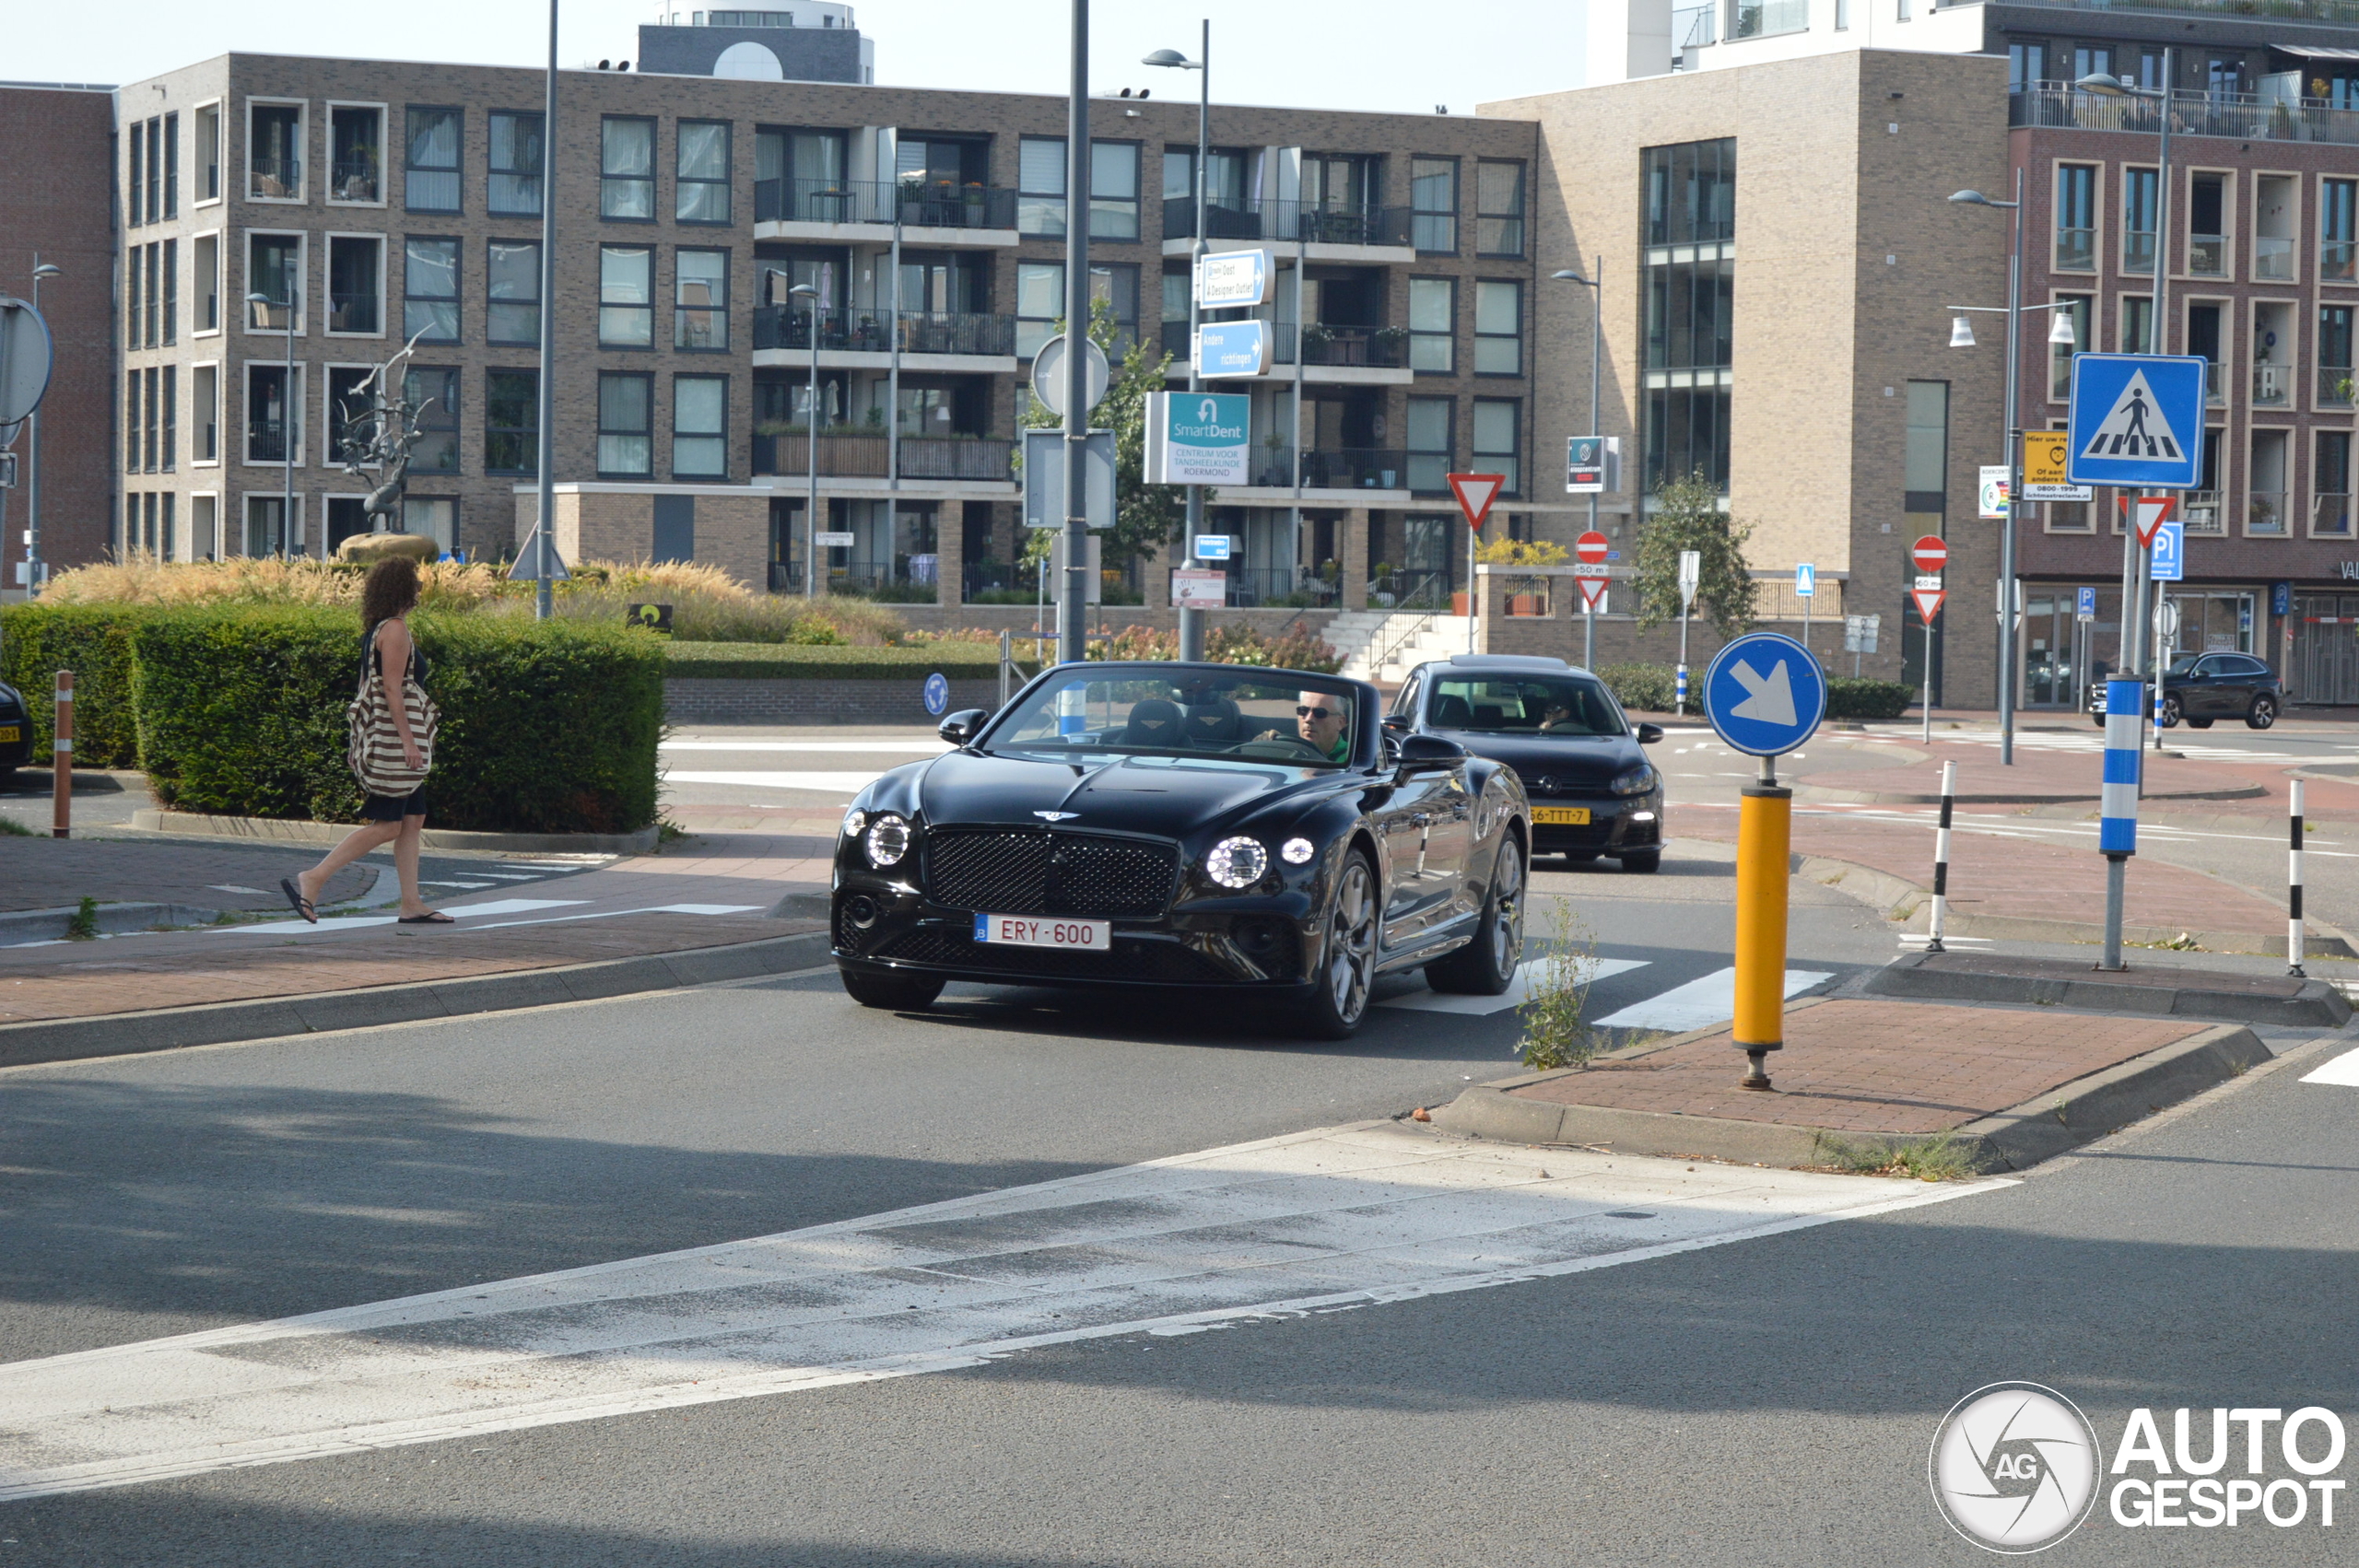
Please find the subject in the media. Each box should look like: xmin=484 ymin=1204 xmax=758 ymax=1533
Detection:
xmin=1507 ymin=999 xmax=2211 ymax=1135
xmin=1789 ymin=741 xmax=2268 ymax=806
xmin=0 ymin=837 xmax=378 ymax=915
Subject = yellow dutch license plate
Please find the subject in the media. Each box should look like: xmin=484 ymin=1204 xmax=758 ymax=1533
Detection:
xmin=1533 ymin=806 xmax=1592 ymax=825
xmin=0 ymin=726 xmax=18 ymax=743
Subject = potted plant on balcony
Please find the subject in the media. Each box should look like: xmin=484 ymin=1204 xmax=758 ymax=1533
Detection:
xmin=1372 ymin=325 xmax=1409 ymax=367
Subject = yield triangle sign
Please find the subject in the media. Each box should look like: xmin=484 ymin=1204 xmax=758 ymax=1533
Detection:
xmin=1578 ymin=575 xmax=1610 ymax=612
xmin=1911 ymin=587 xmax=1947 ymax=623
xmin=1446 ymin=472 xmax=1505 ymax=532
xmin=2079 ymin=369 xmax=2184 ymax=462
xmin=2118 ymin=493 xmax=2176 ymax=547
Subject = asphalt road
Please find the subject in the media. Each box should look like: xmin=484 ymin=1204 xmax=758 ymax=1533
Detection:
xmin=4 ymin=837 xmax=2356 ymax=1565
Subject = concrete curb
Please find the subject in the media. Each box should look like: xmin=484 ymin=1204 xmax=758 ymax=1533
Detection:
xmin=1863 ymin=950 xmax=2354 ymax=1028
xmin=125 ymin=809 xmax=658 ymax=856
xmin=0 ymin=929 xmax=832 ymax=1071
xmin=1429 ymin=1017 xmax=2274 ymax=1175
xmin=0 ymin=902 xmax=224 ymax=943
xmin=1797 ymin=782 xmax=2267 ymax=806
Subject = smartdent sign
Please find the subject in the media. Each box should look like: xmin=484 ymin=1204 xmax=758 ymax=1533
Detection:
xmin=1144 ymin=392 xmax=1251 ymax=486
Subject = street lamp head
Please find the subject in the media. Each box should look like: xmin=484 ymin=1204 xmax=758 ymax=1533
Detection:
xmin=31 ymin=264 xmax=62 ymax=280
xmin=1550 ymin=268 xmax=1591 ymax=284
xmin=787 ymin=283 xmax=817 ymax=298
xmin=2075 ymin=71 xmax=2133 ymax=95
xmin=1950 ymin=190 xmax=1997 ymax=207
xmin=2048 ymin=309 xmax=2079 ymax=346
xmin=244 ymin=291 xmax=271 ymax=303
xmin=1949 ymin=315 xmax=1977 ymax=349
xmin=1142 ymin=48 xmax=1200 ymax=69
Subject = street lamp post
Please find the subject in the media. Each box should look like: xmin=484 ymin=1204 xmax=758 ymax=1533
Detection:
xmin=789 ymin=281 xmax=821 ymax=598
xmin=246 ymin=275 xmax=300 ymax=557
xmin=1146 ymin=28 xmax=1210 ymax=661
xmin=28 ymin=260 xmax=61 ymax=582
xmin=1058 ymin=0 xmax=1092 ymax=666
xmin=1552 ymin=263 xmax=1602 ymax=669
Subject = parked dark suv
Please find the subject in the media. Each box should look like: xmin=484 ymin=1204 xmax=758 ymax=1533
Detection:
xmin=2083 ymin=651 xmax=2283 ymax=730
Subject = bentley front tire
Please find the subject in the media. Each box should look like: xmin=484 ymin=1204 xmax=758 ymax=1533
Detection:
xmin=1427 ymin=837 xmax=1525 ymax=995
xmin=839 ymin=967 xmax=946 ymax=1012
xmin=1296 ymin=851 xmax=1379 ymax=1040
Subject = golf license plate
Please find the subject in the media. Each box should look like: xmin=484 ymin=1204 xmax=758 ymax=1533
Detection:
xmin=0 ymin=726 xmax=17 ymax=743
xmin=974 ymin=913 xmax=1110 ymax=951
xmin=1533 ymin=806 xmax=1592 ymax=825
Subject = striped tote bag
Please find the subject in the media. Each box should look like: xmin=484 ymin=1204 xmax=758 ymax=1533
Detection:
xmin=346 ymin=655 xmax=440 ymax=796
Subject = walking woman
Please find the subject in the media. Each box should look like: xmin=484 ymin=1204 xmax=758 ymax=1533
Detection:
xmin=280 ymin=556 xmax=452 ymax=924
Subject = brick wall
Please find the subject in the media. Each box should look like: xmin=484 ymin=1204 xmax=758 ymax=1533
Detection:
xmin=665 ymin=674 xmax=1001 ymax=723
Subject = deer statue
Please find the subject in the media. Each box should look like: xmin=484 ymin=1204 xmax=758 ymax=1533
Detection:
xmin=336 ymin=330 xmax=440 ymax=536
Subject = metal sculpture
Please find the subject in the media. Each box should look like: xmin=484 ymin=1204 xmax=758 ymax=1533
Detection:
xmin=335 ymin=329 xmax=438 ymax=535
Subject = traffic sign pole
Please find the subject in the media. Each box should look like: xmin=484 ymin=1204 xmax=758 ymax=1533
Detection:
xmin=1575 ymin=531 xmax=1608 ymax=670
xmin=1675 ymin=548 xmax=1700 ymax=717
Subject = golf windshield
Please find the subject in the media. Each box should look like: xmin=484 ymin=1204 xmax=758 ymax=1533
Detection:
xmin=1427 ymin=675 xmax=1625 ymax=738
xmin=986 ymin=667 xmax=1360 ymax=766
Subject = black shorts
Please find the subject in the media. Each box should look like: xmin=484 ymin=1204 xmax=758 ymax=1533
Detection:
xmin=361 ymin=787 xmax=428 ymax=822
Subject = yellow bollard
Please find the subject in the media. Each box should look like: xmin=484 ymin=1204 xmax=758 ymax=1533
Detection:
xmin=1732 ymin=772 xmax=1791 ymax=1089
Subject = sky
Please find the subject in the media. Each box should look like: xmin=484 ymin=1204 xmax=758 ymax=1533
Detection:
xmin=13 ymin=0 xmax=1587 ymax=116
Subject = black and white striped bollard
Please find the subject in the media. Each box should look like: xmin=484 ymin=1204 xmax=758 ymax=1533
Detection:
xmin=2289 ymin=778 xmax=2307 ymax=978
xmin=1927 ymin=758 xmax=1955 ymax=954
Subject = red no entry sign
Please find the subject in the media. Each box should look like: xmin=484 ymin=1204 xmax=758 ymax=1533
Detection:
xmin=1911 ymin=534 xmax=1948 ymax=575
xmin=1576 ymin=530 xmax=1609 ymax=566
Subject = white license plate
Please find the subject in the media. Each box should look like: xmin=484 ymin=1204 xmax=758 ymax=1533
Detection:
xmin=973 ymin=913 xmax=1111 ymax=950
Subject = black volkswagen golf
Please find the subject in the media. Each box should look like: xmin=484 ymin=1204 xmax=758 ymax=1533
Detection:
xmin=1390 ymin=655 xmax=1665 ymax=872
xmin=832 ymin=662 xmax=1532 ymax=1039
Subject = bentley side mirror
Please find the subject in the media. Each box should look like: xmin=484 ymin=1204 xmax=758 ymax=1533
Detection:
xmin=938 ymin=708 xmax=988 ymax=747
xmin=1382 ymin=713 xmax=1412 ymax=732
xmin=1395 ymin=732 xmax=1465 ymax=774
xmin=1636 ymin=722 xmax=1664 ymax=744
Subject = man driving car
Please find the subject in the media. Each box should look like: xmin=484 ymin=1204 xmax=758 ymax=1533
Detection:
xmin=1254 ymin=690 xmax=1350 ymax=762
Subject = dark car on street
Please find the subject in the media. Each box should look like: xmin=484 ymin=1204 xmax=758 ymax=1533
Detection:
xmin=1390 ymin=655 xmax=1665 ymax=872
xmin=830 ymin=662 xmax=1532 ymax=1039
xmin=0 ymin=680 xmax=32 ymax=783
xmin=2083 ymin=651 xmax=2283 ymax=730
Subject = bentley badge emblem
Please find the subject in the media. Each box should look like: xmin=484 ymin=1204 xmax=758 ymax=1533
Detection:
xmin=1033 ymin=811 xmax=1080 ymax=822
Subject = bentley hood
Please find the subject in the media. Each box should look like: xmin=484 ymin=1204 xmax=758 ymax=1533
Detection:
xmin=904 ymin=748 xmax=1335 ymax=837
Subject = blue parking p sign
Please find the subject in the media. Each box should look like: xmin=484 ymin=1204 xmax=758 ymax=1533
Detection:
xmin=2067 ymin=354 xmax=2206 ymax=489
xmin=2149 ymin=519 xmax=2184 ymax=582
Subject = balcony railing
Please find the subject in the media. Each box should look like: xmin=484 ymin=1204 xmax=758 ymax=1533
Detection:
xmin=1732 ymin=0 xmax=1809 ymax=36
xmin=2322 ymin=367 xmax=2354 ymax=406
xmin=2205 ymin=359 xmax=2226 ymax=406
xmin=249 ymin=156 xmax=300 ymax=199
xmin=2254 ymin=363 xmax=2293 ymax=407
xmin=753 ymin=176 xmax=1017 ymax=230
xmin=2326 ymin=240 xmax=2357 ymax=282
xmin=2010 ymin=82 xmax=2359 ymax=150
xmin=2182 ymin=491 xmax=2224 ymax=534
xmin=330 ymin=156 xmax=380 ymax=204
xmin=963 ymin=557 xmax=1041 ymax=603
xmin=1160 ymin=196 xmax=1414 ymax=248
xmin=2316 ymin=493 xmax=2354 ymax=537
xmin=2189 ymin=233 xmax=2228 ymax=275
xmin=1239 ymin=447 xmax=1410 ymax=491
xmin=1226 ymin=566 xmax=1335 ymax=609
xmin=2054 ymin=228 xmax=2095 ymax=272
xmin=1367 ymin=568 xmax=1452 ymax=610
xmin=753 ymin=305 xmax=1015 ymax=357
xmin=2251 ymin=491 xmax=2290 ymax=534
xmin=1977 ymin=0 xmax=2359 ymax=26
xmin=246 ymin=417 xmax=288 ymax=463
xmin=752 ymin=431 xmax=1015 ymax=481
xmin=328 ymin=292 xmax=379 ymax=334
xmin=2255 ymin=234 xmax=2296 ymax=279
xmin=2123 ymin=229 xmax=2157 ymax=274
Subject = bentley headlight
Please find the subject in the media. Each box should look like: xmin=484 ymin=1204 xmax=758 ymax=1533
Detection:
xmin=842 ymin=808 xmax=868 ymax=838
xmin=864 ymin=813 xmax=910 ymax=868
xmin=1205 ymin=836 xmax=1269 ymax=888
xmin=1281 ymin=837 xmax=1316 ymax=865
xmin=1610 ymin=766 xmax=1659 ymax=797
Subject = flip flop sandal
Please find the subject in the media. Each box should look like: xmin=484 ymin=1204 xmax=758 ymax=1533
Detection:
xmin=278 ymin=878 xmax=318 ymax=924
xmin=398 ymin=911 xmax=457 ymax=924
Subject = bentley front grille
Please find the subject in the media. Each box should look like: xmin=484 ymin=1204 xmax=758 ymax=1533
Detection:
xmin=922 ymin=829 xmax=1177 ymax=919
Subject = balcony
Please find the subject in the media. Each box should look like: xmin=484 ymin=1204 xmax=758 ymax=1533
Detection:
xmin=753 ymin=176 xmax=1017 ymax=236
xmin=2123 ymin=229 xmax=2157 ymax=274
xmin=2322 ymin=366 xmax=2354 ymax=406
xmin=753 ymin=306 xmax=1015 ymax=362
xmin=1226 ymin=566 xmax=1336 ymax=609
xmin=2256 ymin=234 xmax=2296 ymax=280
xmin=1731 ymin=0 xmax=1809 ymax=37
xmin=2054 ymin=227 xmax=2095 ymax=273
xmin=752 ymin=430 xmax=1015 ymax=485
xmin=249 ymin=155 xmax=300 ymax=200
xmin=245 ymin=417 xmax=288 ymax=463
xmin=1157 ymin=321 xmax=1413 ymax=380
xmin=330 ymin=156 xmax=380 ymax=204
xmin=2316 ymin=493 xmax=2353 ymax=537
xmin=2189 ymin=233 xmax=2228 ymax=276
xmin=1161 ymin=196 xmax=1414 ymax=251
xmin=2254 ymin=363 xmax=2292 ymax=407
xmin=2251 ymin=491 xmax=2290 ymax=534
xmin=328 ymin=291 xmax=378 ymax=334
xmin=2326 ymin=240 xmax=2357 ymax=283
xmin=1235 ymin=447 xmax=1411 ymax=495
xmin=2010 ymin=82 xmax=2359 ymax=150
xmin=2205 ymin=359 xmax=2227 ymax=407
xmin=2182 ymin=491 xmax=2224 ymax=534
xmin=1978 ymin=0 xmax=2359 ymax=25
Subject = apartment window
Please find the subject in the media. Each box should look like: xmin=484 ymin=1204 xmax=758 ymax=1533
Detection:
xmin=142 ymin=123 xmax=160 ymax=226
xmin=136 ymin=245 xmax=158 ymax=348
xmin=1904 ymin=381 xmax=1947 ymax=505
xmin=1647 ymin=254 xmax=1731 ymax=369
xmin=673 ymin=374 xmax=728 ymax=477
xmin=163 ymin=112 xmax=180 ymax=219
xmin=327 ymin=235 xmax=382 ymax=334
xmin=326 ymin=365 xmax=375 ymax=463
xmin=123 ymin=373 xmax=139 ymax=474
xmin=675 ymin=249 xmax=729 ymax=348
xmin=404 ymin=236 xmax=459 ymax=342
xmin=249 ymin=101 xmax=301 ymax=200
xmin=1408 ymin=277 xmax=1454 ymax=372
xmin=1472 ymin=400 xmax=1520 ymax=494
xmin=158 ymin=493 xmax=177 ymax=557
xmin=1018 ymin=137 xmax=1064 ymax=236
xmin=246 ymin=361 xmax=299 ymax=463
xmin=601 ymin=245 xmax=655 ymax=346
xmin=2250 ymin=427 xmax=2290 ymax=534
xmin=192 ymin=493 xmax=217 ymax=557
xmin=405 ymin=107 xmax=462 ymax=213
xmin=162 ymin=240 xmax=179 ymax=345
xmin=2123 ymin=167 xmax=2158 ymax=275
xmin=195 ymin=102 xmax=221 ymax=203
xmin=2324 ymin=178 xmax=2356 ymax=282
xmin=2189 ymin=301 xmax=2224 ymax=405
xmin=488 ymin=111 xmax=545 ymax=216
xmin=487 ymin=240 xmax=541 ymax=345
xmin=1016 ymin=136 xmax=1141 ymax=240
xmin=404 ymin=365 xmax=460 ymax=474
xmin=247 ymin=232 xmax=301 ymax=331
xmin=1475 ymin=160 xmax=1525 ymax=256
xmin=1646 ymin=384 xmax=1730 ymax=492
xmin=130 ymin=115 xmax=147 ymax=226
xmin=194 ymin=233 xmax=220 ymax=332
xmin=124 ymin=246 xmax=139 ymax=347
xmin=677 ymin=120 xmax=733 ymax=223
xmin=1411 ymin=158 xmax=1458 ymax=253
xmin=602 ymin=117 xmax=657 ymax=220
xmin=162 ymin=369 xmax=177 ymax=472
xmin=244 ymin=495 xmax=297 ymax=557
xmin=1645 ymin=138 xmax=1735 ymax=245
xmin=1013 ymin=262 xmax=1135 ymax=358
xmin=2048 ymin=295 xmax=2091 ymax=398
xmin=598 ymin=371 xmax=653 ymax=475
xmin=193 ymin=364 xmax=219 ymax=462
xmin=147 ymin=243 xmax=164 ymax=348
xmin=1406 ymin=396 xmax=1452 ymax=494
xmin=485 ymin=369 xmax=537 ymax=474
xmin=328 ymin=104 xmax=381 ymax=203
xmin=142 ymin=368 xmax=159 ymax=472
xmin=2318 ymin=430 xmax=2353 ymax=536
xmin=1473 ymin=280 xmax=1522 ymax=375
xmin=2054 ymin=164 xmax=2095 ymax=272
xmin=2189 ymin=172 xmax=2228 ymax=276
xmin=2120 ymin=295 xmax=2154 ymax=356
xmin=2321 ymin=304 xmax=2353 ymax=407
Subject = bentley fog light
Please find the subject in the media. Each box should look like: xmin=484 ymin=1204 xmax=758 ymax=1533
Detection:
xmin=1610 ymin=766 xmax=1659 ymax=797
xmin=1205 ymin=837 xmax=1269 ymax=888
xmin=1281 ymin=837 xmax=1316 ymax=865
xmin=842 ymin=808 xmax=868 ymax=838
xmin=864 ymin=813 xmax=910 ymax=868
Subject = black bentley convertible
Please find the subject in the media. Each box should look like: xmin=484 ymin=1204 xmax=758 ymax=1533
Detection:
xmin=831 ymin=662 xmax=1532 ymax=1038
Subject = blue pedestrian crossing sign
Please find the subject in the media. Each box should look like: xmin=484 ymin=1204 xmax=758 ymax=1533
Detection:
xmin=2150 ymin=519 xmax=2185 ymax=582
xmin=2067 ymin=354 xmax=2205 ymax=488
xmin=1702 ymin=631 xmax=1825 ymax=757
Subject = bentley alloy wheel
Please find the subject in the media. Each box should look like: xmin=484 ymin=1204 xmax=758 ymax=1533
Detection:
xmin=1428 ymin=838 xmax=1524 ymax=996
xmin=1300 ymin=854 xmax=1378 ymax=1039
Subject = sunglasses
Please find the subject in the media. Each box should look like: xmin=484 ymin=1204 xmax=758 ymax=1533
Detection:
xmin=1295 ymin=706 xmax=1337 ymax=720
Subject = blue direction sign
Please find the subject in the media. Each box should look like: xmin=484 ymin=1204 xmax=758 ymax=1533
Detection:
xmin=1196 ymin=320 xmax=1270 ymax=378
xmin=2067 ymin=354 xmax=2206 ymax=488
xmin=922 ymin=671 xmax=950 ymax=717
xmin=1702 ymin=631 xmax=1826 ymax=757
xmin=2150 ymin=518 xmax=2185 ymax=582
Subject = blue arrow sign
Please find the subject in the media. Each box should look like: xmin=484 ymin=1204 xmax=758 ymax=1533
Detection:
xmin=2149 ymin=518 xmax=2184 ymax=582
xmin=1702 ymin=631 xmax=1826 ymax=757
xmin=2066 ymin=354 xmax=2205 ymax=488
xmin=922 ymin=671 xmax=950 ymax=717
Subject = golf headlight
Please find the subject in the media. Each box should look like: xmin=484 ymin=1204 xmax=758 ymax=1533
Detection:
xmin=842 ymin=808 xmax=868 ymax=838
xmin=1205 ymin=837 xmax=1269 ymax=889
xmin=864 ymin=813 xmax=910 ymax=868
xmin=1610 ymin=766 xmax=1659 ymax=797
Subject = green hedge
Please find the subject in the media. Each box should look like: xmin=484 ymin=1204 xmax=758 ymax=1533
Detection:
xmin=1825 ymin=678 xmax=1914 ymax=720
xmin=129 ymin=607 xmax=663 ymax=833
xmin=1597 ymin=661 xmax=1912 ymax=722
xmin=1596 ymin=662 xmax=1678 ymax=714
xmin=0 ymin=604 xmax=152 ymax=768
xmin=664 ymin=641 xmax=1003 ymax=681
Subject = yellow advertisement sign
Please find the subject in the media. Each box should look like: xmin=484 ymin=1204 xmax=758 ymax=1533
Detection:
xmin=2022 ymin=431 xmax=2091 ymax=500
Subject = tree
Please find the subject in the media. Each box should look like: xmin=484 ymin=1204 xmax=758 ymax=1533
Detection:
xmin=1632 ymin=473 xmax=1757 ymax=638
xmin=1019 ymin=298 xmax=1187 ymax=573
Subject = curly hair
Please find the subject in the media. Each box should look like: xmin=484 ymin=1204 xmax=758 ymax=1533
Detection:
xmin=359 ymin=556 xmax=421 ymax=633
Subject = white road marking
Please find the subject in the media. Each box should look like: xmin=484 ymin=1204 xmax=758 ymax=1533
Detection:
xmin=0 ymin=1124 xmax=2009 ymax=1503
xmin=664 ymin=770 xmax=890 ymax=794
xmin=206 ymin=885 xmax=268 ymax=895
xmin=460 ymin=872 xmax=548 ymax=882
xmin=661 ymin=740 xmax=950 ymax=754
xmin=464 ymin=904 xmax=766 ymax=930
xmin=222 ymin=899 xmax=586 ymax=935
xmin=1381 ymin=956 xmax=1650 ymax=1015
xmin=2299 ymin=1047 xmax=2359 ymax=1086
xmin=1592 ymin=966 xmax=1833 ymax=1033
xmin=415 ymin=881 xmax=497 ymax=890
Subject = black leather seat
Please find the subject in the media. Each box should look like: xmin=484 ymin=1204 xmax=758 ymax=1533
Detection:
xmin=1183 ymin=698 xmax=1243 ymax=747
xmin=1120 ymin=698 xmax=1185 ymax=747
xmin=1430 ymin=694 xmax=1473 ymax=730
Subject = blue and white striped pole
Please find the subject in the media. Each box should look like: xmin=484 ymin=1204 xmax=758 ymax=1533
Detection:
xmin=2099 ymin=676 xmax=2142 ymax=970
xmin=1675 ymin=664 xmax=1689 ymax=715
xmin=2289 ymin=778 xmax=2307 ymax=978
